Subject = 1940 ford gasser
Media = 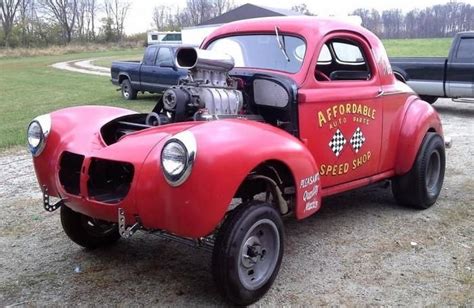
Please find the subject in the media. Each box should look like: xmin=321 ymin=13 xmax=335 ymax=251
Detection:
xmin=28 ymin=17 xmax=447 ymax=305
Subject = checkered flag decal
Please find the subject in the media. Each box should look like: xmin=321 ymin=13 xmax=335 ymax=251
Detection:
xmin=350 ymin=127 xmax=366 ymax=153
xmin=329 ymin=129 xmax=346 ymax=157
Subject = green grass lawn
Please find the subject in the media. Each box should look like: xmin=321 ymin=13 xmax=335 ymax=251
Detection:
xmin=0 ymin=38 xmax=453 ymax=150
xmin=0 ymin=49 xmax=158 ymax=149
xmin=383 ymin=38 xmax=453 ymax=57
xmin=92 ymin=53 xmax=143 ymax=68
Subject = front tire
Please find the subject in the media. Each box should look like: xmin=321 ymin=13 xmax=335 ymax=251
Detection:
xmin=392 ymin=132 xmax=445 ymax=209
xmin=121 ymin=79 xmax=137 ymax=100
xmin=60 ymin=205 xmax=121 ymax=249
xmin=212 ymin=201 xmax=284 ymax=305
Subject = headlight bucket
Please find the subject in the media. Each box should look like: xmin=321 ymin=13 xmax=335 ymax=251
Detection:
xmin=161 ymin=131 xmax=197 ymax=187
xmin=27 ymin=114 xmax=51 ymax=157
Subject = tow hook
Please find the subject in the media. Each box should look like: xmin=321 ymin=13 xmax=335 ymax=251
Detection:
xmin=42 ymin=186 xmax=63 ymax=212
xmin=118 ymin=208 xmax=141 ymax=238
xmin=444 ymin=136 xmax=453 ymax=149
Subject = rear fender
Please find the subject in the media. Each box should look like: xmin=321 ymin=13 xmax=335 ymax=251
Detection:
xmin=135 ymin=119 xmax=321 ymax=238
xmin=395 ymin=99 xmax=443 ymax=175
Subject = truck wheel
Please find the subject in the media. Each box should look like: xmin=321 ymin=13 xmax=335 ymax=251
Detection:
xmin=60 ymin=205 xmax=120 ymax=249
xmin=392 ymin=132 xmax=445 ymax=209
xmin=121 ymin=79 xmax=137 ymax=100
xmin=212 ymin=201 xmax=284 ymax=305
xmin=420 ymin=95 xmax=438 ymax=104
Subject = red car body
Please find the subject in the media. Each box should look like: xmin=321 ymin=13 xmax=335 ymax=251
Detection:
xmin=32 ymin=17 xmax=443 ymax=238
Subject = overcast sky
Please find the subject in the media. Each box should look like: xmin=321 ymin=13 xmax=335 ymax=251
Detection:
xmin=124 ymin=0 xmax=471 ymax=34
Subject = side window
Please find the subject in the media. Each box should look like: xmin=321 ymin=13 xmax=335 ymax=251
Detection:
xmin=456 ymin=38 xmax=474 ymax=59
xmin=151 ymin=34 xmax=158 ymax=41
xmin=155 ymin=48 xmax=173 ymax=66
xmin=143 ymin=47 xmax=157 ymax=65
xmin=315 ymin=38 xmax=371 ymax=82
xmin=318 ymin=44 xmax=332 ymax=63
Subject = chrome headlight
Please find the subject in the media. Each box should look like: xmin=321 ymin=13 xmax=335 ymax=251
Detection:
xmin=161 ymin=131 xmax=197 ymax=187
xmin=27 ymin=114 xmax=51 ymax=157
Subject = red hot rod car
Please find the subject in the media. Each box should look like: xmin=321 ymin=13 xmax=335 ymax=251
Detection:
xmin=28 ymin=17 xmax=447 ymax=305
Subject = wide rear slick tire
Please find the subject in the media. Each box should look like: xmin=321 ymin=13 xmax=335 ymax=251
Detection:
xmin=121 ymin=79 xmax=137 ymax=100
xmin=392 ymin=132 xmax=445 ymax=209
xmin=60 ymin=205 xmax=121 ymax=249
xmin=212 ymin=201 xmax=284 ymax=305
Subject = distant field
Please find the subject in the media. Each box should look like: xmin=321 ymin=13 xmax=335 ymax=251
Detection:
xmin=383 ymin=38 xmax=453 ymax=57
xmin=0 ymin=49 xmax=157 ymax=149
xmin=0 ymin=38 xmax=453 ymax=149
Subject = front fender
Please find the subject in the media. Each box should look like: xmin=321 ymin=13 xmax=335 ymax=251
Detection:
xmin=135 ymin=119 xmax=320 ymax=238
xmin=395 ymin=99 xmax=443 ymax=175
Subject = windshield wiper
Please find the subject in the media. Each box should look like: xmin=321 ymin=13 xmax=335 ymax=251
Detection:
xmin=275 ymin=26 xmax=290 ymax=62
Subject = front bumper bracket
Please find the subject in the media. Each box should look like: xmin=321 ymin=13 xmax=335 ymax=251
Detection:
xmin=42 ymin=186 xmax=63 ymax=212
xmin=118 ymin=208 xmax=141 ymax=238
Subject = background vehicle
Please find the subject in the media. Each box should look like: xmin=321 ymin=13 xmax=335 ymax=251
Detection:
xmin=29 ymin=17 xmax=447 ymax=305
xmin=111 ymin=44 xmax=188 ymax=100
xmin=390 ymin=32 xmax=474 ymax=104
xmin=146 ymin=31 xmax=182 ymax=45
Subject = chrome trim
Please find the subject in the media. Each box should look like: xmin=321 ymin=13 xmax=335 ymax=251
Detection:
xmin=27 ymin=113 xmax=51 ymax=157
xmin=161 ymin=131 xmax=197 ymax=187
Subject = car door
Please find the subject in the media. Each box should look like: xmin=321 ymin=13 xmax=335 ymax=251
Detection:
xmin=140 ymin=45 xmax=160 ymax=92
xmin=446 ymin=36 xmax=474 ymax=98
xmin=154 ymin=47 xmax=185 ymax=89
xmin=299 ymin=33 xmax=383 ymax=189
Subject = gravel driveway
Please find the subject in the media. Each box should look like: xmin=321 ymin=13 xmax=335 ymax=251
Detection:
xmin=0 ymin=98 xmax=473 ymax=306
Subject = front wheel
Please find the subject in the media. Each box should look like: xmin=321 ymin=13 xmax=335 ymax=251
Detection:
xmin=60 ymin=205 xmax=121 ymax=249
xmin=212 ymin=201 xmax=284 ymax=305
xmin=392 ymin=132 xmax=445 ymax=209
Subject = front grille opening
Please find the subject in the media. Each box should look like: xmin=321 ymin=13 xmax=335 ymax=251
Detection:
xmin=87 ymin=158 xmax=134 ymax=204
xmin=59 ymin=152 xmax=84 ymax=195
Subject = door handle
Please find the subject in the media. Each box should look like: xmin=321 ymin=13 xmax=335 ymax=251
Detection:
xmin=376 ymin=88 xmax=384 ymax=97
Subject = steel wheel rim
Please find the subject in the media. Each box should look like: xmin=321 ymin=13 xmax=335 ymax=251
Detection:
xmin=122 ymin=84 xmax=130 ymax=98
xmin=426 ymin=150 xmax=441 ymax=192
xmin=237 ymin=218 xmax=280 ymax=290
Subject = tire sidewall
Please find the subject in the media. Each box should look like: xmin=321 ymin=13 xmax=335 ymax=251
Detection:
xmin=415 ymin=133 xmax=446 ymax=207
xmin=121 ymin=79 xmax=135 ymax=100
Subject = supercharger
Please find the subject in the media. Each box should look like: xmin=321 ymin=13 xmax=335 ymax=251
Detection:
xmin=162 ymin=47 xmax=243 ymax=120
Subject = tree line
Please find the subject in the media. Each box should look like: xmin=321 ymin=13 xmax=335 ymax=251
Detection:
xmin=0 ymin=0 xmax=234 ymax=48
xmin=352 ymin=1 xmax=473 ymax=39
xmin=1 ymin=0 xmax=472 ymax=48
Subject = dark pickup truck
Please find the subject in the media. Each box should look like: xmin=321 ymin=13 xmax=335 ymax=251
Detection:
xmin=111 ymin=44 xmax=188 ymax=100
xmin=390 ymin=32 xmax=474 ymax=104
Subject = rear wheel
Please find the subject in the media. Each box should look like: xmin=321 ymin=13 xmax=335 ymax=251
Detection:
xmin=60 ymin=205 xmax=120 ymax=249
xmin=121 ymin=79 xmax=137 ymax=100
xmin=392 ymin=133 xmax=445 ymax=209
xmin=420 ymin=95 xmax=438 ymax=104
xmin=212 ymin=201 xmax=284 ymax=305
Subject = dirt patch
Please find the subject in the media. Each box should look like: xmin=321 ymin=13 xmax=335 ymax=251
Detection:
xmin=0 ymin=99 xmax=473 ymax=306
xmin=51 ymin=59 xmax=110 ymax=77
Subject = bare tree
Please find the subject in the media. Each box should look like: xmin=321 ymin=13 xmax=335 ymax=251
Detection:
xmin=0 ymin=0 xmax=22 ymax=47
xmin=214 ymin=0 xmax=233 ymax=16
xmin=41 ymin=0 xmax=78 ymax=43
xmin=291 ymin=3 xmax=313 ymax=16
xmin=104 ymin=0 xmax=129 ymax=41
xmin=152 ymin=5 xmax=170 ymax=30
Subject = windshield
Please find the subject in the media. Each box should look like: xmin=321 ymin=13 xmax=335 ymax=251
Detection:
xmin=207 ymin=34 xmax=306 ymax=73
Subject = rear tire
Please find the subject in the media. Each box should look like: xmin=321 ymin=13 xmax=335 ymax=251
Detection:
xmin=420 ymin=95 xmax=438 ymax=104
xmin=392 ymin=133 xmax=445 ymax=209
xmin=121 ymin=79 xmax=137 ymax=100
xmin=60 ymin=205 xmax=120 ymax=249
xmin=212 ymin=201 xmax=284 ymax=305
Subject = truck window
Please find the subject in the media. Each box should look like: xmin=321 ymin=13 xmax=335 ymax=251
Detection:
xmin=315 ymin=38 xmax=371 ymax=82
xmin=456 ymin=38 xmax=474 ymax=59
xmin=143 ymin=47 xmax=157 ymax=65
xmin=155 ymin=48 xmax=172 ymax=66
xmin=151 ymin=34 xmax=158 ymax=41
